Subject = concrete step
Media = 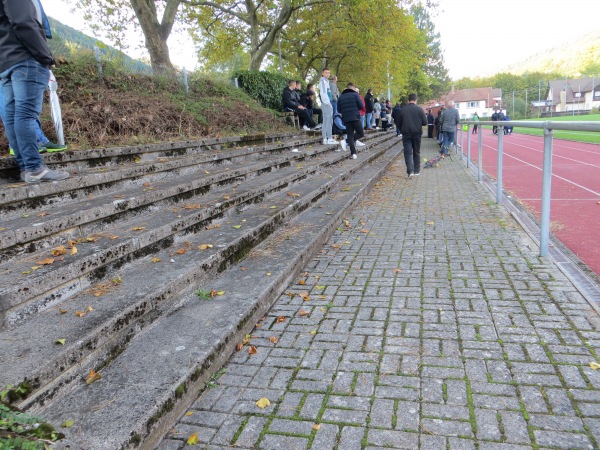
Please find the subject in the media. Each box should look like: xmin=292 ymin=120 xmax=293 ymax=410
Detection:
xmin=0 ymin=135 xmax=393 ymax=326
xmin=34 ymin=144 xmax=402 ymax=450
xmin=0 ymin=136 xmax=396 ymax=402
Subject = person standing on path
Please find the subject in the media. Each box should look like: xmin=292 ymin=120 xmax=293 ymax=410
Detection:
xmin=337 ymin=83 xmax=366 ymax=160
xmin=397 ymin=93 xmax=427 ymax=178
xmin=364 ymin=88 xmax=374 ymax=130
xmin=439 ymin=100 xmax=459 ymax=155
xmin=472 ymin=112 xmax=479 ymax=134
xmin=427 ymin=109 xmax=434 ymax=138
xmin=0 ymin=0 xmax=69 ymax=182
xmin=318 ymin=67 xmax=335 ymax=145
xmin=329 ymin=75 xmax=340 ymax=114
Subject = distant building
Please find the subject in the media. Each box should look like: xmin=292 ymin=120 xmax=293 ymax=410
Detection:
xmin=425 ymin=87 xmax=503 ymax=119
xmin=546 ymin=78 xmax=600 ymax=114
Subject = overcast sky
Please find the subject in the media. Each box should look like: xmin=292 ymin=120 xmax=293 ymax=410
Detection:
xmin=431 ymin=0 xmax=600 ymax=79
xmin=41 ymin=0 xmax=600 ymax=79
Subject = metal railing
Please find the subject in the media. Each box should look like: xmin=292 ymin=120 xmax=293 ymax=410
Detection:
xmin=457 ymin=120 xmax=600 ymax=257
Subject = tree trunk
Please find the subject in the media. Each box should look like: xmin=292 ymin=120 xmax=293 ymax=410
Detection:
xmin=130 ymin=0 xmax=180 ymax=73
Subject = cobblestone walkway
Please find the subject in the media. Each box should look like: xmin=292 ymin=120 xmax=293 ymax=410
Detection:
xmin=160 ymin=139 xmax=600 ymax=450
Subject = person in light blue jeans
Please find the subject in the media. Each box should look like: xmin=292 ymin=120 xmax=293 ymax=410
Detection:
xmin=0 ymin=0 xmax=68 ymax=182
xmin=318 ymin=67 xmax=335 ymax=145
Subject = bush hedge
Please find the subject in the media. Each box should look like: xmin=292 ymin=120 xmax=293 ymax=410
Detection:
xmin=233 ymin=70 xmax=289 ymax=112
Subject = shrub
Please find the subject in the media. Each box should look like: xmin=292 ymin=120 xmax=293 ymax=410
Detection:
xmin=233 ymin=70 xmax=289 ymax=111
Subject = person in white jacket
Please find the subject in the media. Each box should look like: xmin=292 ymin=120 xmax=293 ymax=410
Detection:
xmin=318 ymin=67 xmax=335 ymax=145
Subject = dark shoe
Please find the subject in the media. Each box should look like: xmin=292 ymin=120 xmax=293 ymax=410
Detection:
xmin=43 ymin=141 xmax=68 ymax=152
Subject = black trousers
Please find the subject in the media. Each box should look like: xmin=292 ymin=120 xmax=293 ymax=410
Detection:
xmin=344 ymin=119 xmax=364 ymax=155
xmin=402 ymin=131 xmax=422 ymax=174
xmin=427 ymin=125 xmax=434 ymax=138
xmin=289 ymin=107 xmax=316 ymax=128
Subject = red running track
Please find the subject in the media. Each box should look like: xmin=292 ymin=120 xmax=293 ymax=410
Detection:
xmin=458 ymin=129 xmax=600 ymax=276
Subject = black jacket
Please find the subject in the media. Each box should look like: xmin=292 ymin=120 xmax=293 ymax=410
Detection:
xmin=282 ymin=86 xmax=300 ymax=110
xmin=0 ymin=0 xmax=55 ymax=72
xmin=364 ymin=93 xmax=374 ymax=113
xmin=337 ymin=88 xmax=364 ymax=123
xmin=391 ymin=105 xmax=402 ymax=125
xmin=398 ymin=103 xmax=427 ymax=134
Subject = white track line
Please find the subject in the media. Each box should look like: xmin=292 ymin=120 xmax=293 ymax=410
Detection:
xmin=469 ymin=138 xmax=600 ymax=198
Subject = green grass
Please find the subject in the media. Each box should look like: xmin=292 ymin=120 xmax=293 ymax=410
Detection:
xmin=482 ymin=114 xmax=600 ymax=144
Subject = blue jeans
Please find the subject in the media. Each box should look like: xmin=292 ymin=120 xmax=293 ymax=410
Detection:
xmin=441 ymin=131 xmax=455 ymax=155
xmin=366 ymin=112 xmax=373 ymax=129
xmin=0 ymin=59 xmax=49 ymax=171
xmin=331 ymin=100 xmax=337 ymax=114
xmin=0 ymin=86 xmax=49 ymax=146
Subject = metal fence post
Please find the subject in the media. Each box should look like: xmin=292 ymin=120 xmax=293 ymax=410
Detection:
xmin=182 ymin=67 xmax=189 ymax=95
xmin=477 ymin=126 xmax=482 ymax=182
xmin=466 ymin=124 xmax=471 ymax=168
xmin=540 ymin=126 xmax=554 ymax=257
xmin=94 ymin=46 xmax=103 ymax=77
xmin=496 ymin=126 xmax=504 ymax=204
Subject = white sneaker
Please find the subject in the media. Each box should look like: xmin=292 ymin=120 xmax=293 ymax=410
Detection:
xmin=340 ymin=140 xmax=347 ymax=151
xmin=327 ymin=138 xmax=337 ymax=144
xmin=355 ymin=140 xmax=366 ymax=147
xmin=314 ymin=124 xmax=322 ymax=130
xmin=351 ymin=154 xmax=357 ymax=159
xmin=323 ymin=139 xmax=329 ymax=145
xmin=302 ymin=125 xmax=310 ymax=131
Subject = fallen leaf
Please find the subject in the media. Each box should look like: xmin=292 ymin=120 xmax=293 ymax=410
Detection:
xmin=233 ymin=225 xmax=242 ymax=229
xmin=131 ymin=227 xmax=146 ymax=231
xmin=255 ymin=397 xmax=271 ymax=409
xmin=85 ymin=370 xmax=101 ymax=385
xmin=55 ymin=338 xmax=66 ymax=345
xmin=198 ymin=244 xmax=213 ymax=250
xmin=270 ymin=206 xmax=278 ymax=209
xmin=248 ymin=345 xmax=257 ymax=355
xmin=426 ymin=221 xmax=435 ymax=225
xmin=393 ymin=268 xmax=402 ymax=273
xmin=183 ymin=204 xmax=202 ymax=210
xmin=236 ymin=343 xmax=244 ymax=351
xmin=187 ymin=432 xmax=199 ymax=445
xmin=37 ymin=258 xmax=55 ymax=265
xmin=287 ymin=192 xmax=300 ymax=198
xmin=109 ymin=235 xmax=119 ymax=240
xmin=37 ymin=212 xmax=50 ymax=217
xmin=51 ymin=246 xmax=67 ymax=256
xmin=87 ymin=305 xmax=94 ymax=312
xmin=268 ymin=336 xmax=278 ymax=344
xmin=331 ymin=244 xmax=341 ymax=249
xmin=70 ymin=246 xmax=78 ymax=256
xmin=151 ymin=257 xmax=161 ymax=263
xmin=318 ymin=295 xmax=327 ymax=299
xmin=310 ymin=330 xmax=317 ymax=335
xmin=143 ymin=182 xmax=152 ymax=187
xmin=276 ymin=316 xmax=287 ymax=323
xmin=285 ymin=291 xmax=296 ymax=298
xmin=61 ymin=420 xmax=75 ymax=428
xmin=361 ymin=229 xmax=370 ymax=233
xmin=113 ymin=195 xmax=125 ymax=199
xmin=298 ymin=280 xmax=306 ymax=285
xmin=316 ymin=286 xmax=325 ymax=290
xmin=176 ymin=248 xmax=186 ymax=254
xmin=312 ymin=423 xmax=321 ymax=430
xmin=59 ymin=308 xmax=68 ymax=314
xmin=112 ymin=276 xmax=122 ymax=285
xmin=590 ymin=362 xmax=600 ymax=370
xmin=205 ymin=224 xmax=221 ymax=230
xmin=185 ymin=411 xmax=194 ymax=417
xmin=75 ymin=310 xmax=86 ymax=318
xmin=240 ymin=267 xmax=248 ymax=271
xmin=298 ymin=310 xmax=310 ymax=316
xmin=266 ymin=272 xmax=271 ymax=276
xmin=299 ymin=292 xmax=310 ymax=301
xmin=223 ymin=195 xmax=230 ymax=200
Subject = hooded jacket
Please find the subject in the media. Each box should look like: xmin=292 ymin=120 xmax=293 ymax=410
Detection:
xmin=0 ymin=0 xmax=55 ymax=73
xmin=364 ymin=92 xmax=374 ymax=113
xmin=337 ymin=88 xmax=364 ymax=123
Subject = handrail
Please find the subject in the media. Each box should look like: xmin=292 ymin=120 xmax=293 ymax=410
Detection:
xmin=458 ymin=120 xmax=599 ymax=258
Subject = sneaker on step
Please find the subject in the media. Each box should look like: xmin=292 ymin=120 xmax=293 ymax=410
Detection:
xmin=302 ymin=125 xmax=311 ymax=131
xmin=414 ymin=172 xmax=420 ymax=177
xmin=43 ymin=141 xmax=68 ymax=152
xmin=351 ymin=154 xmax=357 ymax=159
xmin=408 ymin=172 xmax=414 ymax=179
xmin=24 ymin=165 xmax=70 ymax=183
xmin=323 ymin=139 xmax=329 ymax=145
xmin=327 ymin=138 xmax=337 ymax=144
xmin=9 ymin=147 xmax=46 ymax=155
xmin=355 ymin=140 xmax=366 ymax=147
xmin=314 ymin=124 xmax=322 ymax=130
xmin=340 ymin=140 xmax=348 ymax=151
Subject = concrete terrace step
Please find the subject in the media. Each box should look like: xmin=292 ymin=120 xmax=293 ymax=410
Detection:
xmin=0 ymin=133 xmax=303 ymax=182
xmin=35 ymin=145 xmax=403 ymax=450
xmin=0 ymin=136 xmax=338 ymax=260
xmin=0 ymin=134 xmax=317 ymax=216
xmin=0 ymin=134 xmax=393 ymax=327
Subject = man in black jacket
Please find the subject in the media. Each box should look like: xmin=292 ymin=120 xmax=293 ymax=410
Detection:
xmin=398 ymin=93 xmax=427 ymax=178
xmin=337 ymin=83 xmax=366 ymax=159
xmin=0 ymin=0 xmax=69 ymax=182
xmin=282 ymin=79 xmax=316 ymax=131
